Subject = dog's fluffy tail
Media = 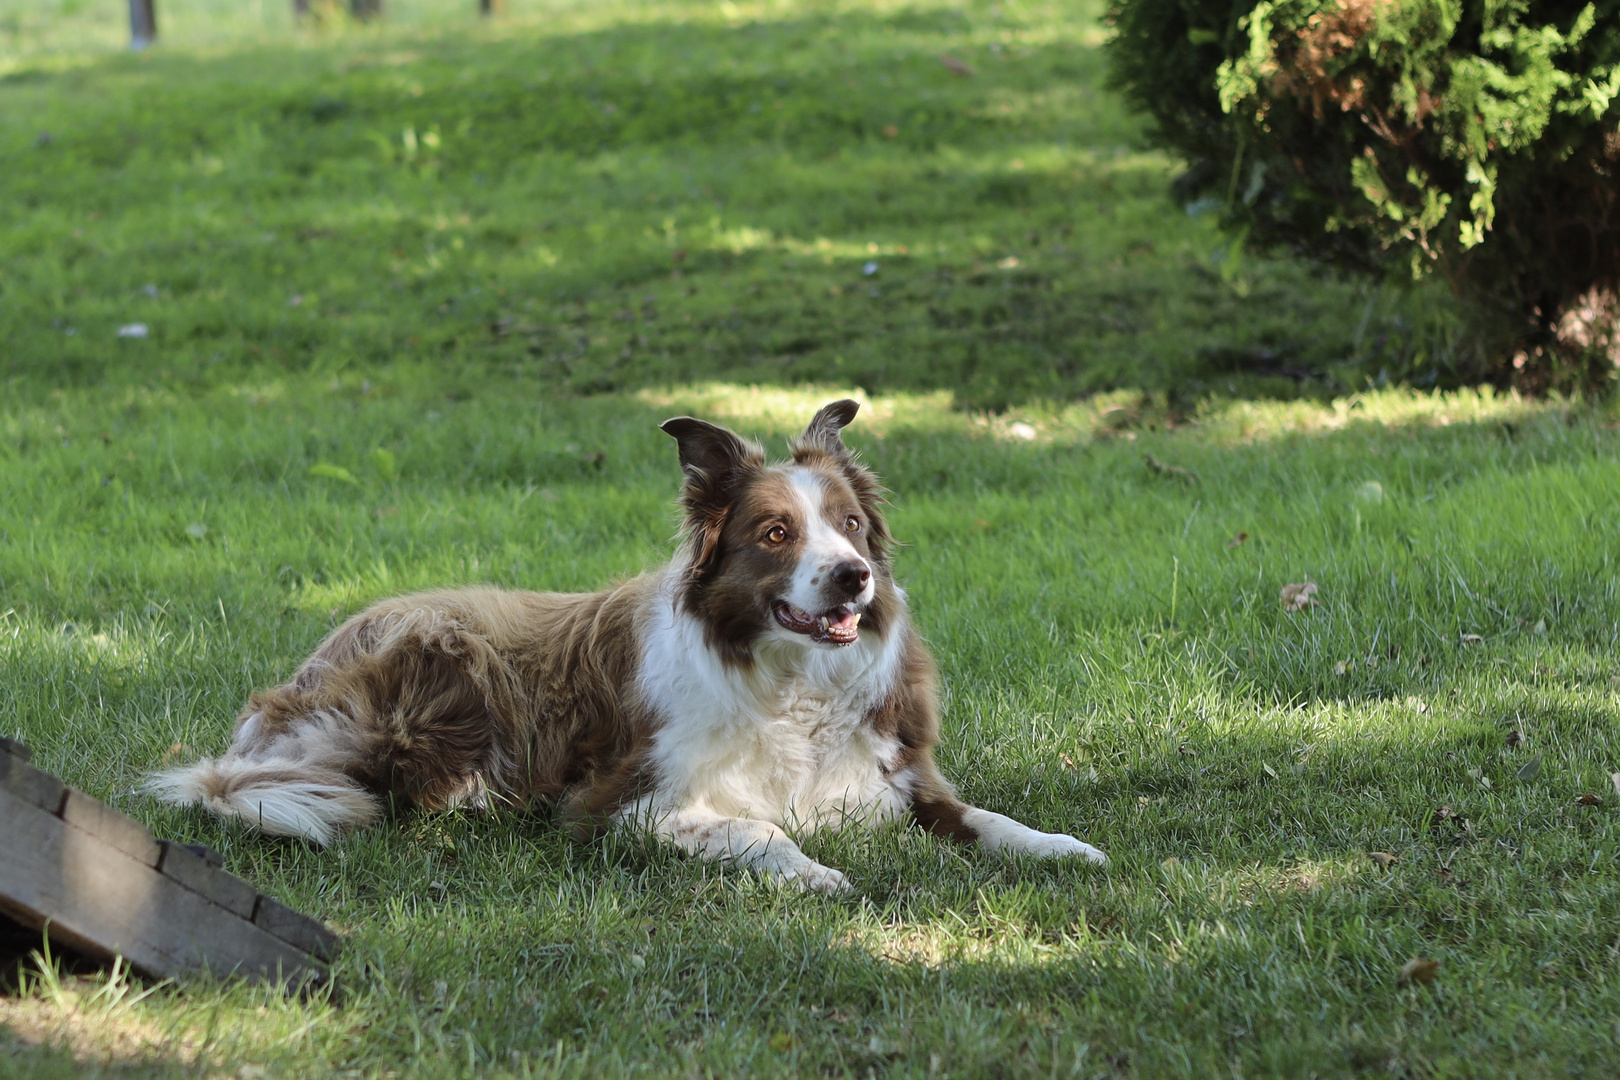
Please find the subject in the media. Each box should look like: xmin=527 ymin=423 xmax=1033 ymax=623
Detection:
xmin=145 ymin=757 xmax=379 ymax=846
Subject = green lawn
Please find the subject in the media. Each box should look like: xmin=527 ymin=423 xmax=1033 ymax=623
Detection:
xmin=3 ymin=2 xmax=1619 ymax=1078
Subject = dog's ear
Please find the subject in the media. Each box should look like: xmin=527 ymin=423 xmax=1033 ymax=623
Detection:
xmin=791 ymin=400 xmax=894 ymax=564
xmin=792 ymin=399 xmax=860 ymax=462
xmin=660 ymin=416 xmax=764 ymax=579
xmin=661 ymin=417 xmax=761 ymax=479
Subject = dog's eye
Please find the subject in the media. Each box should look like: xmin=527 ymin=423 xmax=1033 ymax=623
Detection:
xmin=844 ymin=516 xmax=861 ymax=534
xmin=765 ymin=525 xmax=788 ymax=544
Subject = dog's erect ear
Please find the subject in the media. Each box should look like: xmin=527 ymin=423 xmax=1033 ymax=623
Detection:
xmin=792 ymin=399 xmax=860 ymax=461
xmin=660 ymin=417 xmax=760 ymax=479
xmin=660 ymin=416 xmax=765 ymax=581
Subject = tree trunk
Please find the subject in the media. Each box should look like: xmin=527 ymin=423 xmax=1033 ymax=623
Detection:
xmin=479 ymin=0 xmax=507 ymax=15
xmin=128 ymin=0 xmax=157 ymax=49
xmin=350 ymin=0 xmax=382 ymax=21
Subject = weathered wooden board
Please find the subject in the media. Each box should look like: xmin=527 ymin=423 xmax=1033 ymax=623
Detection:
xmin=0 ymin=740 xmax=336 ymax=990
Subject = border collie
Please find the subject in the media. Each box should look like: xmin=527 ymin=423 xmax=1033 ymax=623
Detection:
xmin=149 ymin=401 xmax=1107 ymax=891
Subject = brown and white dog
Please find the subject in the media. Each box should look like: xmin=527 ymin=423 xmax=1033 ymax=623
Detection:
xmin=149 ymin=401 xmax=1107 ymax=891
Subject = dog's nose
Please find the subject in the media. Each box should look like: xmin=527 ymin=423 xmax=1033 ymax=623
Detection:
xmin=830 ymin=560 xmax=871 ymax=597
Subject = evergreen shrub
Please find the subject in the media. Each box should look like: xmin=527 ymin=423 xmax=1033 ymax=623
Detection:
xmin=1107 ymin=0 xmax=1620 ymax=389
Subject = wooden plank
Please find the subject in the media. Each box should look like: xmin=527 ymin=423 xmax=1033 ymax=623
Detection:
xmin=0 ymin=785 xmax=324 ymax=987
xmin=60 ymin=789 xmax=162 ymax=868
xmin=0 ymin=752 xmax=67 ymax=815
xmin=157 ymin=841 xmax=258 ymax=919
xmin=253 ymin=895 xmax=340 ymax=962
xmin=0 ymin=737 xmax=30 ymax=761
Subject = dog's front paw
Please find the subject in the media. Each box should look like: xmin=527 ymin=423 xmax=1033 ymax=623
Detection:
xmin=1025 ymin=832 xmax=1109 ymax=866
xmin=782 ymin=860 xmax=852 ymax=894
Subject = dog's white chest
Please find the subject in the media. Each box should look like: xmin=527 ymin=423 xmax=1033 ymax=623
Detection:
xmin=636 ymin=601 xmax=911 ymax=831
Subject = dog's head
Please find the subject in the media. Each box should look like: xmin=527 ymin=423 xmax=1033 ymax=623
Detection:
xmin=660 ymin=400 xmax=897 ymax=660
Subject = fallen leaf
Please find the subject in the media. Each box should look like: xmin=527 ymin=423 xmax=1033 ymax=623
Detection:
xmin=1399 ymin=957 xmax=1439 ymax=985
xmin=1532 ymin=618 xmax=1547 ymax=635
xmin=1354 ymin=480 xmax=1384 ymax=504
xmin=997 ymin=255 xmax=1020 ymax=269
xmin=1261 ymin=762 xmax=1278 ymax=779
xmin=938 ymin=53 xmax=974 ymax=76
xmin=1516 ymin=756 xmax=1542 ymax=782
xmin=1058 ymin=753 xmax=1077 ymax=772
xmin=1279 ymin=580 xmax=1319 ymax=611
xmin=309 ymin=462 xmax=360 ymax=485
xmin=1369 ymin=851 xmax=1399 ymax=868
xmin=881 ymin=124 xmax=899 ymax=139
xmin=1575 ymin=793 xmax=1603 ymax=806
xmin=1006 ymin=421 xmax=1038 ymax=441
xmin=1460 ymin=633 xmax=1483 ymax=645
xmin=1333 ymin=659 xmax=1352 ymax=675
xmin=862 ymin=261 xmax=879 ymax=276
xmin=368 ymin=447 xmax=397 ymax=482
xmin=1612 ymin=772 xmax=1620 ymax=799
xmin=1144 ymin=454 xmax=1198 ymax=483
xmin=183 ymin=522 xmax=207 ymax=540
xmin=117 ymin=323 xmax=149 ymax=338
xmin=1227 ymin=531 xmax=1249 ymax=548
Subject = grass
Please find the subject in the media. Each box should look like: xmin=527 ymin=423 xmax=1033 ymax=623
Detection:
xmin=2 ymin=2 xmax=1619 ymax=1077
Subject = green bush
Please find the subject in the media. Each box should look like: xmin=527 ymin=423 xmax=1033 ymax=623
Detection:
xmin=1107 ymin=0 xmax=1620 ymax=390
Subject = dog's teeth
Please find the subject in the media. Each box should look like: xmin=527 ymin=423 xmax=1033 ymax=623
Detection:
xmin=819 ymin=616 xmax=829 ymax=631
xmin=849 ymin=613 xmax=861 ymax=626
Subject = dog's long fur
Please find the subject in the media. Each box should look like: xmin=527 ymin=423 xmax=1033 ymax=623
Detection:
xmin=148 ymin=401 xmax=1106 ymax=890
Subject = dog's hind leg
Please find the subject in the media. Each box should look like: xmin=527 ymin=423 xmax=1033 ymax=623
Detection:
xmin=149 ymin=603 xmax=523 ymax=844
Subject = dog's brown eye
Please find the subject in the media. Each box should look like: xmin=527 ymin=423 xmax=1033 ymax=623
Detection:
xmin=766 ymin=525 xmax=787 ymax=544
xmin=844 ymin=516 xmax=861 ymax=533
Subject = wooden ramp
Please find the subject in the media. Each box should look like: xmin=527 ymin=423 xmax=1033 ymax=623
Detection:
xmin=0 ymin=738 xmax=335 ymax=990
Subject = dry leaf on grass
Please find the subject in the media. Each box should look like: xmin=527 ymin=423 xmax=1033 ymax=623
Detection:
xmin=1399 ymin=958 xmax=1439 ymax=985
xmin=1369 ymin=852 xmax=1399 ymax=868
xmin=1058 ymin=753 xmax=1077 ymax=772
xmin=938 ymin=54 xmax=974 ymax=76
xmin=1575 ymin=793 xmax=1603 ymax=806
xmin=1281 ymin=581 xmax=1319 ymax=611
xmin=1227 ymin=531 xmax=1249 ymax=548
xmin=1612 ymin=772 xmax=1620 ymax=799
xmin=1516 ymin=756 xmax=1542 ymax=782
xmin=1460 ymin=633 xmax=1483 ymax=645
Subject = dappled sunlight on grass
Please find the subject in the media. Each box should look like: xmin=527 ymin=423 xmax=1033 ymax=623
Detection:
xmin=635 ymin=381 xmax=1581 ymax=447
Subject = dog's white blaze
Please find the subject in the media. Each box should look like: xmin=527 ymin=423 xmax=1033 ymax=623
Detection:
xmin=634 ymin=572 xmax=909 ymax=839
xmin=960 ymin=807 xmax=1110 ymax=865
xmin=783 ymin=467 xmax=874 ymax=615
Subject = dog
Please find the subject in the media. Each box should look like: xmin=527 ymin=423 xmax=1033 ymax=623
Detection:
xmin=149 ymin=400 xmax=1108 ymax=891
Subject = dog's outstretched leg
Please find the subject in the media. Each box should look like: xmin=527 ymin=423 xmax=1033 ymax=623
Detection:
xmin=629 ymin=803 xmax=852 ymax=894
xmin=909 ymin=765 xmax=1108 ymax=866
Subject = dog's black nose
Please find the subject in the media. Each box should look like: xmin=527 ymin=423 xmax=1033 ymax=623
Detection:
xmin=830 ymin=560 xmax=871 ymax=597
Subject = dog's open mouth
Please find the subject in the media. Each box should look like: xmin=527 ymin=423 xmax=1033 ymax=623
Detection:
xmin=774 ymin=601 xmax=862 ymax=645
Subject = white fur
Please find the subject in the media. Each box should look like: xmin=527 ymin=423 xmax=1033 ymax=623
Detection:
xmin=145 ymin=758 xmax=375 ymax=846
xmin=781 ymin=467 xmax=875 ymax=621
xmin=624 ymin=570 xmax=910 ymax=889
xmin=145 ymin=707 xmax=378 ymax=846
xmin=961 ymin=807 xmax=1109 ymax=865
